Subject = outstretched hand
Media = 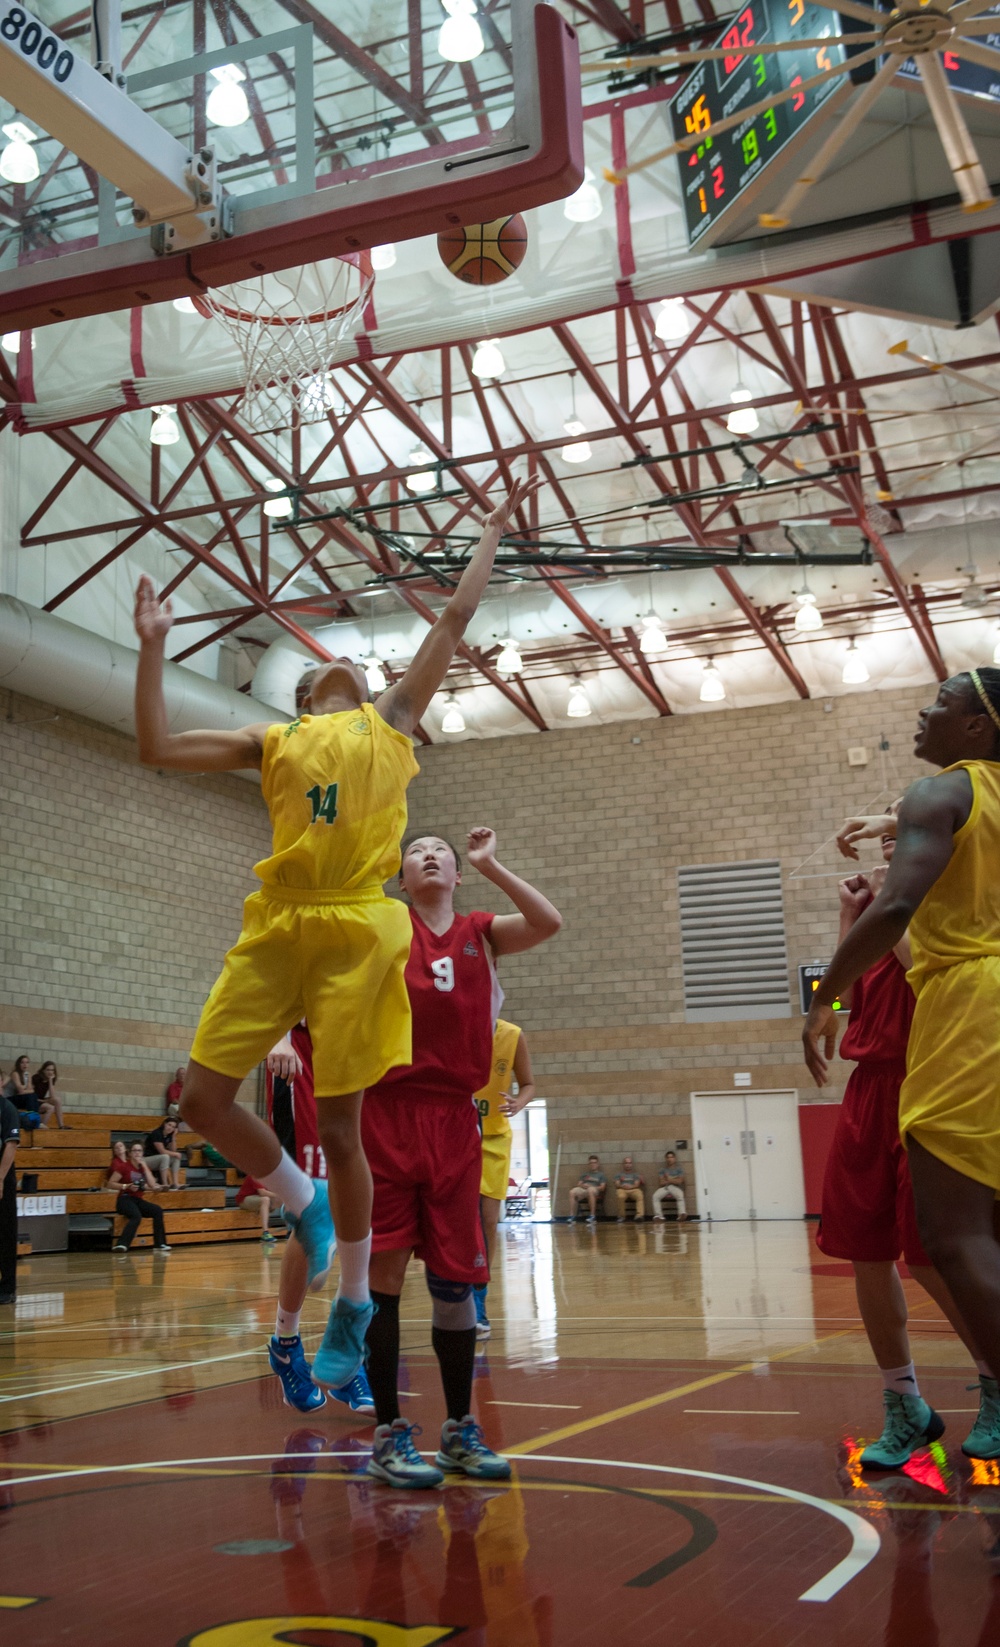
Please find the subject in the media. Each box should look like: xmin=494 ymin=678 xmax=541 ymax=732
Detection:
xmin=803 ymin=999 xmax=838 ymax=1086
xmin=134 ymin=574 xmax=174 ymax=644
xmin=836 ymin=813 xmax=897 ymax=860
xmin=467 ymin=826 xmax=498 ymax=872
xmin=478 ymin=475 xmax=540 ymax=544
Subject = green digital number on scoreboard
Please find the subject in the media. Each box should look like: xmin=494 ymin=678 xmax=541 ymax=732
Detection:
xmin=670 ymin=0 xmax=846 ymax=247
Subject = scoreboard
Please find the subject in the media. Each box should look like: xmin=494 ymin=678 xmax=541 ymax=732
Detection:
xmin=670 ymin=0 xmax=847 ymax=247
xmin=896 ymin=2 xmax=1000 ymax=100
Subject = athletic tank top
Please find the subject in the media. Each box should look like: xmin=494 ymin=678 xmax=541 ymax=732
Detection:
xmin=839 ymin=950 xmax=914 ymax=1066
xmin=908 ymin=760 xmax=1000 ymax=991
xmin=475 ymin=1019 xmax=521 ymax=1137
xmin=367 ymin=909 xmax=502 ymax=1104
xmin=255 ymin=704 xmax=419 ymax=894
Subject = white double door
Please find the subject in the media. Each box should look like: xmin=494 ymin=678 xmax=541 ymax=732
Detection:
xmin=691 ymin=1090 xmax=805 ymax=1221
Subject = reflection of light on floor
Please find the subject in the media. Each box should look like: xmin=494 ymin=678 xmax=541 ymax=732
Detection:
xmin=500 ymin=1223 xmax=558 ymax=1365
xmin=699 ymin=1222 xmax=816 ymax=1359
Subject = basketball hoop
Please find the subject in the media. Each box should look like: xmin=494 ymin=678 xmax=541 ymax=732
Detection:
xmin=195 ymin=257 xmax=372 ymax=433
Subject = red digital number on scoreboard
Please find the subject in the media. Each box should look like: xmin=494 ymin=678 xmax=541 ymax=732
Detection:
xmin=722 ymin=4 xmax=757 ymax=75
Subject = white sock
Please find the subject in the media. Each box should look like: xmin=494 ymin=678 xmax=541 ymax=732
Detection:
xmin=259 ymin=1151 xmax=313 ymax=1218
xmin=976 ymin=1358 xmax=995 ymax=1380
xmin=881 ymin=1362 xmax=920 ymax=1398
xmin=336 ymin=1233 xmax=372 ymax=1305
xmin=275 ymin=1306 xmax=301 ymax=1341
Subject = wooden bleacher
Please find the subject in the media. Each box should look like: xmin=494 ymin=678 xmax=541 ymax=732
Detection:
xmin=16 ymin=1109 xmax=286 ymax=1251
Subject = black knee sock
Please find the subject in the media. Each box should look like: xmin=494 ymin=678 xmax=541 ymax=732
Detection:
xmin=432 ymin=1326 xmax=477 ymax=1423
xmin=366 ymin=1291 xmax=401 ymax=1427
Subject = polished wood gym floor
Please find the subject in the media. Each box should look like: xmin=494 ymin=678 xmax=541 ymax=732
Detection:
xmin=1 ymin=1220 xmax=996 ymax=1645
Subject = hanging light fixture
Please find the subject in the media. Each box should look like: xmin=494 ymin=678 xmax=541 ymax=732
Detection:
xmin=566 ymin=677 xmax=592 ymax=718
xmin=0 ymin=122 xmax=39 ymax=184
xmin=406 ymin=446 xmax=437 ymax=494
xmin=207 ymin=64 xmax=250 ymax=129
xmin=726 ymin=383 xmax=759 ymax=436
xmin=654 ymin=298 xmax=689 ymax=342
xmin=149 ymin=405 xmax=180 ymax=446
xmin=364 ymin=655 xmax=388 ymax=693
xmin=561 ymin=371 xmax=592 ymax=463
xmin=793 ymin=573 xmax=823 ymax=633
xmin=370 ymin=244 xmax=397 ymax=270
xmin=1 ymin=330 xmax=33 ymax=353
xmin=438 ymin=0 xmax=484 ymax=63
xmin=471 ymin=338 xmax=505 ymax=380
xmin=563 ymin=167 xmax=602 ymax=223
xmin=173 ymin=296 xmax=199 ymax=314
xmin=699 ymin=659 xmax=726 ymax=702
xmin=639 ymin=614 xmax=666 ymax=655
xmin=441 ymin=693 xmax=466 ymax=734
xmin=496 ymin=638 xmax=522 ymax=677
xmin=842 ymin=639 xmax=870 ymax=685
xmin=263 ymin=477 xmax=294 ymax=519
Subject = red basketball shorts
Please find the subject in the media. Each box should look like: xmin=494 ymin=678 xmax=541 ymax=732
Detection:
xmin=361 ymin=1091 xmax=487 ymax=1285
xmin=817 ymin=1060 xmax=931 ymax=1267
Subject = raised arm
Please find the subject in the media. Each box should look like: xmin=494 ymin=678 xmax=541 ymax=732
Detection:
xmin=803 ymin=771 xmax=971 ymax=1083
xmin=466 ymin=828 xmax=562 ymax=956
xmin=133 ymin=576 xmax=269 ymax=772
xmin=375 ymin=477 xmax=537 ymax=737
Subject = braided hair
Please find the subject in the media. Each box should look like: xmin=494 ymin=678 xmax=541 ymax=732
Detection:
xmin=961 ymin=666 xmax=1000 ymax=750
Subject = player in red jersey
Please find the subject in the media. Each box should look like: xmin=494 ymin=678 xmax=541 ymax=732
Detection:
xmin=363 ymin=826 xmax=560 ymax=1489
xmin=819 ymin=805 xmax=984 ymax=1468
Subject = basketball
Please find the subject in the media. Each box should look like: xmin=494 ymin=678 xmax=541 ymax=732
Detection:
xmin=437 ymin=213 xmax=528 ymax=285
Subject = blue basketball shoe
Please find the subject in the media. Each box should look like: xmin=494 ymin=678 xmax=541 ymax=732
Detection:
xmin=268 ymin=1334 xmax=326 ymax=1414
xmin=281 ymin=1180 xmax=335 ymax=1294
xmin=313 ymin=1295 xmax=376 ymax=1389
xmin=436 ymin=1415 xmax=511 ymax=1480
xmin=330 ymin=1366 xmax=376 ymax=1417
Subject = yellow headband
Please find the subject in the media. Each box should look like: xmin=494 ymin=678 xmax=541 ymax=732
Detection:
xmin=970 ymin=669 xmax=1000 ymax=733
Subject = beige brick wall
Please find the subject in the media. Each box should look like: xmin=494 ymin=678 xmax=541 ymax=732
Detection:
xmin=0 ymin=678 xmax=930 ymax=1155
xmin=405 ymin=683 xmax=930 ymax=1208
xmin=0 ymin=689 xmax=270 ymax=1117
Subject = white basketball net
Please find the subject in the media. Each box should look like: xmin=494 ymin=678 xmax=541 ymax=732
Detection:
xmin=197 ymin=258 xmax=371 ymax=433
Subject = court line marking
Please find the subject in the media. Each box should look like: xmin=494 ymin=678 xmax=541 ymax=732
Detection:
xmin=0 ymin=1450 xmax=876 ymax=1603
xmin=487 ymin=1401 xmax=582 ymax=1410
xmin=683 ymin=1409 xmax=799 ymax=1415
xmin=505 ymin=1332 xmax=854 ymax=1456
xmin=0 ymin=1345 xmax=266 ymax=1404
xmin=0 ymin=1596 xmax=42 ymax=1608
xmin=526 ymin=1454 xmax=878 ymax=1604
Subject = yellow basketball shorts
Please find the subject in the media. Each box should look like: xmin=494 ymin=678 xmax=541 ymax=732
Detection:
xmin=900 ymin=955 xmax=1000 ymax=1191
xmin=190 ymin=885 xmax=413 ymax=1096
xmin=480 ymin=1128 xmax=513 ymax=1201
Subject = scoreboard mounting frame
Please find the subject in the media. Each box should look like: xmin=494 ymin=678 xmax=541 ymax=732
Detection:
xmin=670 ymin=0 xmax=851 ymax=249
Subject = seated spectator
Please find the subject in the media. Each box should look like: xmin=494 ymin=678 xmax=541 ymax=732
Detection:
xmin=235 ymin=1174 xmax=275 ymax=1242
xmin=615 ymin=1156 xmax=645 ymax=1222
xmin=652 ymin=1151 xmax=688 ymax=1222
xmin=143 ymin=1117 xmax=183 ymax=1188
xmin=2 ymin=1057 xmax=42 ymax=1129
xmin=164 ymin=1066 xmax=186 ymax=1113
xmin=568 ymin=1156 xmax=607 ymax=1223
xmin=107 ymin=1142 xmax=170 ymax=1253
xmin=32 ymin=1060 xmax=65 ymax=1129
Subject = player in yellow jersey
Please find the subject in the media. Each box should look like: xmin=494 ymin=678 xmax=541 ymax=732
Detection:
xmin=132 ymin=474 xmax=534 ymax=1389
xmin=805 ymin=667 xmax=1000 ymax=1460
xmin=473 ymin=1020 xmax=535 ymax=1338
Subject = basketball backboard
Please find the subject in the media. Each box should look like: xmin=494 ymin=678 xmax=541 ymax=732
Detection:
xmin=0 ymin=0 xmax=582 ymax=332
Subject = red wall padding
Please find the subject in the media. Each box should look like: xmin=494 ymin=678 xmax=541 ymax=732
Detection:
xmin=798 ymin=1103 xmax=841 ymax=1216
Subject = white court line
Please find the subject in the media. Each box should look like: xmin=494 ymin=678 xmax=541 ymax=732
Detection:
xmin=0 ymin=1448 xmax=879 ymax=1603
xmin=684 ymin=1409 xmax=799 ymax=1415
xmin=487 ymin=1401 xmax=582 ymax=1411
xmin=0 ymin=1345 xmax=265 ymax=1404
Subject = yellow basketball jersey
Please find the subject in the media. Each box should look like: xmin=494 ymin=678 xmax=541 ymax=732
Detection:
xmin=908 ymin=760 xmax=1000 ymax=991
xmin=254 ymin=704 xmax=419 ymax=893
xmin=475 ymin=1018 xmax=521 ymax=1137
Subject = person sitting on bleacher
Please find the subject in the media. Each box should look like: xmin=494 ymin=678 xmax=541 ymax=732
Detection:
xmin=107 ymin=1141 xmax=170 ymax=1253
xmin=143 ymin=1117 xmax=183 ymax=1188
xmin=2 ymin=1057 xmax=42 ymax=1129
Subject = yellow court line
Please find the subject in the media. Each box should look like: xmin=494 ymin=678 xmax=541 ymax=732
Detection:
xmin=506 ymin=1332 xmax=855 ymax=1456
xmin=0 ymin=1596 xmax=41 ymax=1608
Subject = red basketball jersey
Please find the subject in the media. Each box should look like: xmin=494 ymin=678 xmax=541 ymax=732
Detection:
xmin=367 ymin=909 xmax=501 ymax=1104
xmin=839 ymin=950 xmax=914 ymax=1066
xmin=266 ymin=1020 xmax=326 ymax=1179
